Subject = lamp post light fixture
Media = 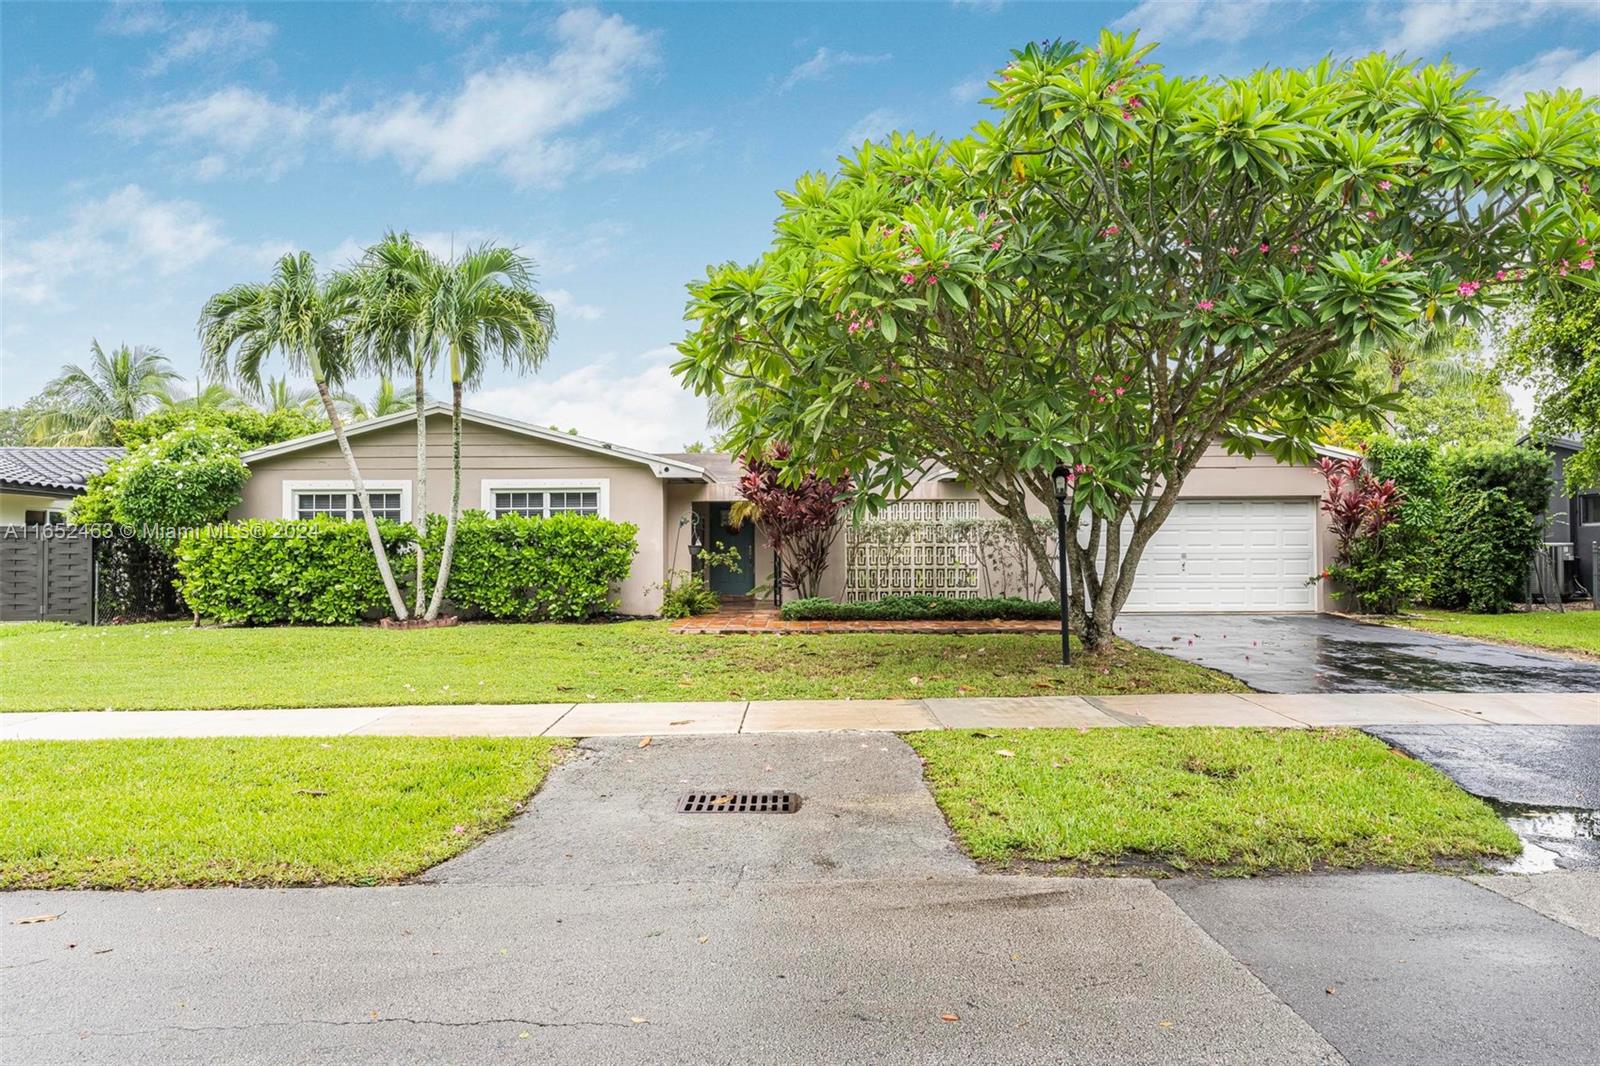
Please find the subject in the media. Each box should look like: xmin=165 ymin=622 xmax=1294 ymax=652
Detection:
xmin=1051 ymin=463 xmax=1072 ymax=666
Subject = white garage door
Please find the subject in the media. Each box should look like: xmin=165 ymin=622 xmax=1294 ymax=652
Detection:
xmin=1118 ymin=499 xmax=1318 ymax=613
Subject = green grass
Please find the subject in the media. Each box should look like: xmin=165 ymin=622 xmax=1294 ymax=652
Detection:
xmin=0 ymin=620 xmax=1243 ymax=712
xmin=907 ymin=727 xmax=1520 ymax=876
xmin=0 ymin=736 xmax=568 ymax=889
xmin=1392 ymin=609 xmax=1600 ymax=658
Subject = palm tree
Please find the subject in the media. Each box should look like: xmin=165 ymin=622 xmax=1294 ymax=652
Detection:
xmin=415 ymin=245 xmax=555 ymax=620
xmin=351 ymin=232 xmax=439 ymax=616
xmin=28 ymin=340 xmax=181 ymax=444
xmin=198 ymin=252 xmax=410 ymax=620
xmin=160 ymin=378 xmax=247 ymax=413
xmin=259 ymin=375 xmax=322 ymax=415
xmin=345 ymin=378 xmax=417 ymax=421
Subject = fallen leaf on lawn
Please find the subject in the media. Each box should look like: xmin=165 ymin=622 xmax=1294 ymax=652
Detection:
xmin=638 ymin=737 xmax=653 ymax=748
xmin=13 ymin=913 xmax=62 ymax=925
xmin=940 ymin=1013 xmax=960 ymax=1022
xmin=908 ymin=675 xmax=922 ymax=686
xmin=974 ymin=730 xmax=999 ymax=738
xmin=994 ymin=749 xmax=1016 ymax=758
xmin=294 ymin=789 xmax=327 ymax=797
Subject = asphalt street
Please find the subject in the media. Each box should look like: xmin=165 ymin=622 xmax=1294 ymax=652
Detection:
xmin=5 ymin=733 xmax=1598 ymax=1065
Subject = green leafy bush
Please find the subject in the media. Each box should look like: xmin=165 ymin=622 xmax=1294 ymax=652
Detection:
xmin=659 ymin=576 xmax=722 ymax=619
xmin=73 ymin=425 xmax=249 ymax=546
xmin=1429 ymin=445 xmax=1550 ymax=613
xmin=116 ymin=407 xmax=323 ymax=450
xmin=420 ymin=511 xmax=637 ymax=621
xmin=177 ymin=519 xmax=413 ymax=625
xmin=1359 ymin=437 xmax=1447 ymax=610
xmin=781 ymin=595 xmax=1056 ymax=621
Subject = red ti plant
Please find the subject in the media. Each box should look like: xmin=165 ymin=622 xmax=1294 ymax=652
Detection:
xmin=1317 ymin=455 xmax=1401 ymax=564
xmin=736 ymin=444 xmax=851 ymax=599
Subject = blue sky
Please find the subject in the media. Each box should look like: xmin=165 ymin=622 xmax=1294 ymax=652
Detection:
xmin=2 ymin=1 xmax=1596 ymax=450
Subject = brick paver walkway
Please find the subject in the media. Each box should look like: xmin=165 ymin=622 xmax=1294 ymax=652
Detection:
xmin=669 ymin=605 xmax=1059 ymax=635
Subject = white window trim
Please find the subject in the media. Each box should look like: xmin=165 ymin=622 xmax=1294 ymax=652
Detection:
xmin=480 ymin=478 xmax=610 ymax=519
xmin=282 ymin=480 xmax=413 ymax=522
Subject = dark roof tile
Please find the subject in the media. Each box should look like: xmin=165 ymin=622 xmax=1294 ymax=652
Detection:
xmin=0 ymin=447 xmax=123 ymax=493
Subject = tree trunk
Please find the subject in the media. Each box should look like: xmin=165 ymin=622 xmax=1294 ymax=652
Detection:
xmin=425 ymin=372 xmax=463 ymax=621
xmin=316 ymin=380 xmax=408 ymax=620
xmin=412 ymin=362 xmax=427 ymax=617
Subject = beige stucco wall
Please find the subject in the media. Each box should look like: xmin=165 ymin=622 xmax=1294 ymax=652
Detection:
xmin=807 ymin=445 xmax=1337 ymax=612
xmin=0 ymin=490 xmax=74 ymax=525
xmin=235 ymin=414 xmax=670 ymax=615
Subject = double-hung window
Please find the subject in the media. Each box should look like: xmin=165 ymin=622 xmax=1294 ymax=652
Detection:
xmin=483 ymin=480 xmax=606 ymax=519
xmin=286 ymin=483 xmax=408 ymax=522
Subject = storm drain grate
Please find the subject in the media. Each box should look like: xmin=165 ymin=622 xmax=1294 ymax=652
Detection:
xmin=677 ymin=791 xmax=801 ymax=814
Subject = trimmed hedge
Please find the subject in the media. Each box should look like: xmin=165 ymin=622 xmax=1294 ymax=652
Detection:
xmin=422 ymin=511 xmax=637 ymax=622
xmin=780 ymin=595 xmax=1057 ymax=622
xmin=177 ymin=519 xmax=412 ymax=626
xmin=177 ymin=512 xmax=639 ymax=625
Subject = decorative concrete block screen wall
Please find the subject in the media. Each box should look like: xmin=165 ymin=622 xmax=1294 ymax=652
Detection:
xmin=843 ymin=499 xmax=983 ymax=601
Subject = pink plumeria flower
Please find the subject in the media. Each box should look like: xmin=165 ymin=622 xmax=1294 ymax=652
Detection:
xmin=1495 ymin=270 xmax=1507 ymax=281
xmin=1196 ymin=299 xmax=1214 ymax=311
xmin=1259 ymin=242 xmax=1270 ymax=253
xmin=1378 ymin=180 xmax=1392 ymax=191
xmin=902 ymin=273 xmax=916 ymax=285
xmin=1580 ymin=257 xmax=1595 ymax=271
xmin=989 ymin=240 xmax=1002 ymax=250
xmin=1289 ymin=243 xmax=1301 ymax=254
xmin=1114 ymin=386 xmax=1125 ymax=396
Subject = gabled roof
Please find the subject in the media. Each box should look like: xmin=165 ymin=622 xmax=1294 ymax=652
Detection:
xmin=660 ymin=452 xmax=742 ymax=484
xmin=241 ymin=403 xmax=713 ymax=481
xmin=0 ymin=447 xmax=123 ymax=494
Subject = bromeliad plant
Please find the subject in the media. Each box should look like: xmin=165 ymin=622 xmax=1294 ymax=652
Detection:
xmin=674 ymin=31 xmax=1600 ymax=649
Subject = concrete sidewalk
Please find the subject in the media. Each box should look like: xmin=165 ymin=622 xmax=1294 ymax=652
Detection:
xmin=2 ymin=690 xmax=1594 ymax=740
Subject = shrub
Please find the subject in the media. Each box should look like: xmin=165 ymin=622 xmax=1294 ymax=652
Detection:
xmin=1316 ymin=456 xmax=1409 ymax=614
xmin=421 ymin=511 xmax=637 ymax=621
xmin=1363 ymin=437 xmax=1446 ymax=608
xmin=73 ymin=425 xmax=249 ymax=547
xmin=736 ymin=444 xmax=850 ymax=599
xmin=656 ymin=540 xmax=744 ymax=619
xmin=116 ymin=407 xmax=323 ymax=450
xmin=780 ymin=595 xmax=1056 ymax=622
xmin=176 ymin=519 xmax=413 ymax=625
xmin=1429 ymin=445 xmax=1550 ymax=613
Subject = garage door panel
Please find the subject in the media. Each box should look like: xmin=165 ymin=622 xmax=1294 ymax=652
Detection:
xmin=1116 ymin=498 xmax=1319 ymax=614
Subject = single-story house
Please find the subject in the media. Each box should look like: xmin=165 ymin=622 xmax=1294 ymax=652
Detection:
xmin=236 ymin=403 xmax=1350 ymax=615
xmin=0 ymin=447 xmax=122 ymax=525
xmin=1521 ymin=434 xmax=1598 ymax=605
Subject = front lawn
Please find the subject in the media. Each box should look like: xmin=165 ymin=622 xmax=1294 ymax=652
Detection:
xmin=1390 ymin=609 xmax=1600 ymax=659
xmin=908 ymin=727 xmax=1519 ymax=875
xmin=0 ymin=621 xmax=1244 ymax=712
xmin=0 ymin=736 xmax=568 ymax=889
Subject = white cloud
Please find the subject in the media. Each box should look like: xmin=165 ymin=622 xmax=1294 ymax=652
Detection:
xmin=99 ymin=1 xmax=169 ymax=36
xmin=545 ymin=289 xmax=603 ymax=322
xmin=143 ymin=10 xmax=277 ymax=75
xmin=332 ymin=7 xmax=658 ymax=186
xmin=1379 ymin=1 xmax=1597 ymax=54
xmin=399 ymin=1 xmax=499 ymax=37
xmin=0 ymin=185 xmax=229 ymax=308
xmin=838 ymin=108 xmax=904 ymax=150
xmin=42 ymin=67 xmax=96 ymax=118
xmin=1113 ymin=0 xmax=1290 ymax=44
xmin=780 ymin=47 xmax=891 ymax=92
xmin=950 ymin=76 xmax=990 ymax=104
xmin=114 ymin=86 xmax=318 ymax=178
xmin=474 ymin=349 xmax=707 ymax=452
xmin=1491 ymin=47 xmax=1600 ymax=102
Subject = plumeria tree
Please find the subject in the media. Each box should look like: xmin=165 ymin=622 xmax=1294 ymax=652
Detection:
xmin=675 ymin=33 xmax=1600 ymax=649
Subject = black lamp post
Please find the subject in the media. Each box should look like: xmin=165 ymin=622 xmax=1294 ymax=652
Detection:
xmin=1051 ymin=463 xmax=1072 ymax=666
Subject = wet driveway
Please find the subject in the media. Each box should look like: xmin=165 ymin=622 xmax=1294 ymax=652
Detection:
xmin=1117 ymin=613 xmax=1600 ymax=694
xmin=1366 ymin=725 xmax=1600 ymax=871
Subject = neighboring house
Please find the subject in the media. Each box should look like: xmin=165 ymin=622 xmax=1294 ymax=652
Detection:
xmin=0 ymin=447 xmax=122 ymax=525
xmin=235 ymin=403 xmax=1351 ymax=615
xmin=1521 ymin=434 xmax=1598 ymax=605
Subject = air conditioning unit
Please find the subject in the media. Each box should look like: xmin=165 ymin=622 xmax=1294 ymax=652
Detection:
xmin=1530 ymin=542 xmax=1575 ymax=603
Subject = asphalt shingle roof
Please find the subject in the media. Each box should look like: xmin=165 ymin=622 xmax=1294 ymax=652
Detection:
xmin=0 ymin=447 xmax=123 ymax=493
xmin=661 ymin=452 xmax=742 ymax=484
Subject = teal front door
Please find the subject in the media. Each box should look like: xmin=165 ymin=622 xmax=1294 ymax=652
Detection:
xmin=706 ymin=503 xmax=756 ymax=595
